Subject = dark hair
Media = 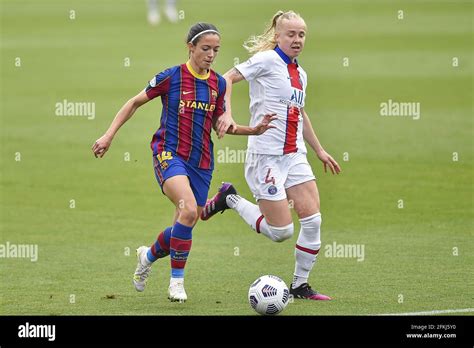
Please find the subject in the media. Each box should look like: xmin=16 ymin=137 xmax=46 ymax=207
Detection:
xmin=186 ymin=23 xmax=220 ymax=45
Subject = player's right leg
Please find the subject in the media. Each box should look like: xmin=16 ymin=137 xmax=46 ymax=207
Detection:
xmin=202 ymin=153 xmax=294 ymax=242
xmin=133 ymin=226 xmax=172 ymax=292
xmin=200 ymin=182 xmax=237 ymax=221
xmin=252 ymin=198 xmax=294 ymax=242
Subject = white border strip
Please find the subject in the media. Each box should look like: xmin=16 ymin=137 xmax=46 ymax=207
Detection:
xmin=375 ymin=308 xmax=474 ymax=316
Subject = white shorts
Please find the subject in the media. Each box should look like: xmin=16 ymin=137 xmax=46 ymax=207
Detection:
xmin=244 ymin=152 xmax=316 ymax=201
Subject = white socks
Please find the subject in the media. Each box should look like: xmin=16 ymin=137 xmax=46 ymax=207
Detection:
xmin=227 ymin=195 xmax=322 ymax=288
xmin=143 ymin=248 xmax=153 ymax=266
xmin=226 ymin=194 xmax=262 ymax=232
xmin=226 ymin=195 xmax=293 ymax=242
xmin=170 ymin=277 xmax=184 ymax=285
xmin=293 ymin=213 xmax=321 ymax=288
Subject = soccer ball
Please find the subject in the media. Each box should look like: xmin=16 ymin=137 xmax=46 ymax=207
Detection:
xmin=248 ymin=275 xmax=290 ymax=315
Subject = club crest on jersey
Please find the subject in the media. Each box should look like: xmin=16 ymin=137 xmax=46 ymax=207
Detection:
xmin=211 ymin=89 xmax=218 ymax=100
xmin=268 ymin=185 xmax=278 ymax=195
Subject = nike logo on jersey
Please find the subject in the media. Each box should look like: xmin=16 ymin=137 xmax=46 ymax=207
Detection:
xmin=182 ymin=91 xmax=193 ymax=95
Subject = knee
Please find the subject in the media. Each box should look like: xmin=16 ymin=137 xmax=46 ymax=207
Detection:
xmin=268 ymin=223 xmax=294 ymax=242
xmin=300 ymin=212 xmax=322 ymax=231
xmin=299 ymin=213 xmax=322 ymax=249
xmin=179 ymin=203 xmax=198 ymax=225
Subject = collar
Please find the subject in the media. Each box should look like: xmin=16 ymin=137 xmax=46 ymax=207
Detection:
xmin=274 ymin=46 xmax=298 ymax=65
xmin=186 ymin=61 xmax=210 ymax=80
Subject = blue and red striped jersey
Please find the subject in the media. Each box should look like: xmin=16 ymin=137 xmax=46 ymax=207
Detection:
xmin=145 ymin=62 xmax=226 ymax=170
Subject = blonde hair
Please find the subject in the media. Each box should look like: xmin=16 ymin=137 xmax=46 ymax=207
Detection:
xmin=243 ymin=10 xmax=306 ymax=55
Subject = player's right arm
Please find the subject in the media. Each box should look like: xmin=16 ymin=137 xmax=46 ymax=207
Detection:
xmin=215 ymin=67 xmax=245 ymax=138
xmin=92 ymin=90 xmax=150 ymax=158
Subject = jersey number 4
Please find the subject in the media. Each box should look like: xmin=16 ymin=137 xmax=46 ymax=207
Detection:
xmin=265 ymin=168 xmax=276 ymax=185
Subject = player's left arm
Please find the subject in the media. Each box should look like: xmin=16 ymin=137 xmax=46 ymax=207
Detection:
xmin=301 ymin=108 xmax=341 ymax=174
xmin=212 ymin=113 xmax=277 ymax=136
xmin=212 ymin=74 xmax=276 ymax=136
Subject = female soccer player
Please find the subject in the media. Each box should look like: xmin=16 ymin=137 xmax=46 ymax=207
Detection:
xmin=202 ymin=11 xmax=341 ymax=300
xmin=92 ymin=23 xmax=275 ymax=303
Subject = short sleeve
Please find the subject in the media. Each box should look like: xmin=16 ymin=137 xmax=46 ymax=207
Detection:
xmin=234 ymin=51 xmax=272 ymax=81
xmin=213 ymin=75 xmax=227 ymax=118
xmin=145 ymin=67 xmax=174 ymax=100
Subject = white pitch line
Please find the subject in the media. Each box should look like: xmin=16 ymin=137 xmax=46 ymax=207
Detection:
xmin=375 ymin=308 xmax=474 ymax=316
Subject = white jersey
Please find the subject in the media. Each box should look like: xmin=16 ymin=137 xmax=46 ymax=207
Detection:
xmin=235 ymin=48 xmax=308 ymax=155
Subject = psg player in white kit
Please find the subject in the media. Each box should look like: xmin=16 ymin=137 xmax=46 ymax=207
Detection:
xmin=202 ymin=10 xmax=341 ymax=300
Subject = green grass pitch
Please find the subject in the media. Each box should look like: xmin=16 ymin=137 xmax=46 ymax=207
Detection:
xmin=1 ymin=0 xmax=472 ymax=315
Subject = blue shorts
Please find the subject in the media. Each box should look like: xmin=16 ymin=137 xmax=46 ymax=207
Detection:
xmin=153 ymin=152 xmax=212 ymax=207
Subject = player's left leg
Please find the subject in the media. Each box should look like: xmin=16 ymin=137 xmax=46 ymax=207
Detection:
xmin=163 ymin=162 xmax=210 ymax=302
xmin=285 ymin=156 xmax=331 ymax=300
xmin=134 ymin=156 xmax=205 ymax=299
xmin=162 ymin=175 xmax=202 ymax=302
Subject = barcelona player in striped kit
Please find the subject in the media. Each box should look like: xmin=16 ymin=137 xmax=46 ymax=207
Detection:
xmin=92 ymin=23 xmax=276 ymax=302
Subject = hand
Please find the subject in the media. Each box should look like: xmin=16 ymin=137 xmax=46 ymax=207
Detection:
xmin=92 ymin=134 xmax=113 ymax=158
xmin=253 ymin=113 xmax=277 ymax=135
xmin=316 ymin=148 xmax=341 ymax=174
xmin=216 ymin=112 xmax=237 ymax=139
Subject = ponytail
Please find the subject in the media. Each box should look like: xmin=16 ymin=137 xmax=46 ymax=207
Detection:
xmin=243 ymin=10 xmax=304 ymax=55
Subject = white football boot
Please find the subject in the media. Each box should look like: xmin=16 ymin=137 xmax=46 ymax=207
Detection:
xmin=133 ymin=246 xmax=152 ymax=292
xmin=168 ymin=278 xmax=187 ymax=302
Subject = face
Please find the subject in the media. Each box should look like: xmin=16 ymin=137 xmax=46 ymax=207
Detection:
xmin=275 ymin=17 xmax=307 ymax=60
xmin=188 ymin=34 xmax=221 ymax=72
